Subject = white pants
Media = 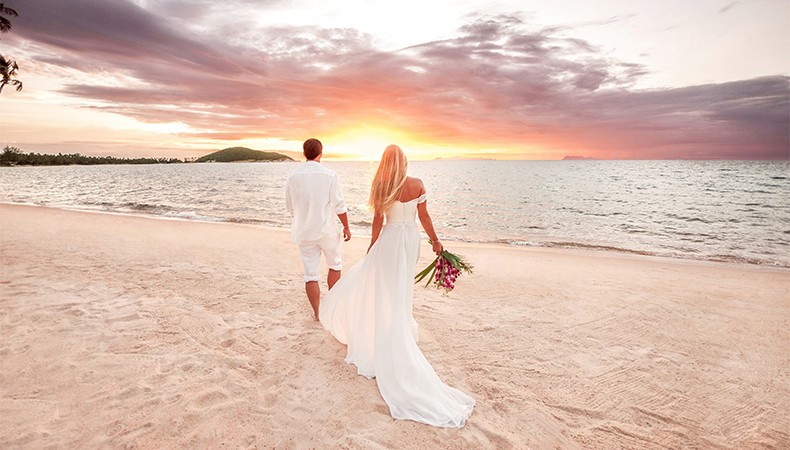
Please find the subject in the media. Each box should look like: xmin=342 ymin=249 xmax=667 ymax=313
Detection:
xmin=298 ymin=231 xmax=343 ymax=282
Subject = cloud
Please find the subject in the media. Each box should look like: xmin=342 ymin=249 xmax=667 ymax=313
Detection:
xmin=8 ymin=1 xmax=789 ymax=159
xmin=719 ymin=1 xmax=739 ymax=14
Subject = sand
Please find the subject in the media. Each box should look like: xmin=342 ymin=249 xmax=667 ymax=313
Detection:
xmin=1 ymin=203 xmax=788 ymax=449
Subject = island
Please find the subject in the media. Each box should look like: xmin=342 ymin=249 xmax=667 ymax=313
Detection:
xmin=196 ymin=147 xmax=294 ymax=163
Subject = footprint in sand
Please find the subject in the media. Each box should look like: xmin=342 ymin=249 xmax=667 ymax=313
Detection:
xmin=195 ymin=390 xmax=228 ymax=408
xmin=105 ymin=421 xmax=124 ymax=437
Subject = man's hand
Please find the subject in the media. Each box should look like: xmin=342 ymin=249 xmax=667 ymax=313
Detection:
xmin=337 ymin=213 xmax=351 ymax=241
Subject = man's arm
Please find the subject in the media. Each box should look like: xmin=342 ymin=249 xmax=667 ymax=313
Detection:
xmin=330 ymin=174 xmax=350 ymax=241
xmin=285 ymin=179 xmax=294 ymax=214
xmin=337 ymin=212 xmax=351 ymax=241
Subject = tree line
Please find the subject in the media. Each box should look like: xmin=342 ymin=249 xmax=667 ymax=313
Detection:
xmin=0 ymin=146 xmax=184 ymax=166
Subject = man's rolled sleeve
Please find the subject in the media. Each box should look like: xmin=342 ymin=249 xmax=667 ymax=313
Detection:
xmin=330 ymin=175 xmax=348 ymax=215
xmin=285 ymin=181 xmax=294 ymax=214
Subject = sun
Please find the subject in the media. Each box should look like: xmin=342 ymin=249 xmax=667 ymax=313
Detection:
xmin=321 ymin=125 xmax=517 ymax=161
xmin=324 ymin=126 xmax=419 ymax=161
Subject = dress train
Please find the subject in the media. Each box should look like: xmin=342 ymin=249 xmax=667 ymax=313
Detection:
xmin=319 ymin=196 xmax=475 ymax=427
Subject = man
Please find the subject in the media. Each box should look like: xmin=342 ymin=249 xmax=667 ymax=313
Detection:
xmin=285 ymin=138 xmax=351 ymax=321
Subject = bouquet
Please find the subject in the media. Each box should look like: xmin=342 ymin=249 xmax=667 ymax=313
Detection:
xmin=414 ymin=244 xmax=473 ymax=293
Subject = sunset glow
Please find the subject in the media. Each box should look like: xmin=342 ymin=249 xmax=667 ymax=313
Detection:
xmin=0 ymin=0 xmax=787 ymax=160
xmin=323 ymin=127 xmax=421 ymax=161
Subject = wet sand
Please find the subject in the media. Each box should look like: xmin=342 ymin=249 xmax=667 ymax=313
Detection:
xmin=1 ymin=203 xmax=788 ymax=449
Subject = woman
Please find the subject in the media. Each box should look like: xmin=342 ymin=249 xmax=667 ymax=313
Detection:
xmin=319 ymin=144 xmax=475 ymax=427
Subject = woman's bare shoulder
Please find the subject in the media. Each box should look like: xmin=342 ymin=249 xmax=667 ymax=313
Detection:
xmin=399 ymin=177 xmax=424 ymax=202
xmin=405 ymin=176 xmax=425 ymax=193
xmin=405 ymin=176 xmax=424 ymax=187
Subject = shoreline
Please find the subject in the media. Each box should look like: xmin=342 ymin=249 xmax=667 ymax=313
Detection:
xmin=1 ymin=202 xmax=788 ymax=449
xmin=3 ymin=201 xmax=787 ymax=271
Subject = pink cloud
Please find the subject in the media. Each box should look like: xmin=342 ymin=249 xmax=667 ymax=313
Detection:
xmin=8 ymin=1 xmax=789 ymax=159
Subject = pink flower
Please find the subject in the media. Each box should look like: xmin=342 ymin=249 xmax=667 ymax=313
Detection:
xmin=414 ymin=248 xmax=474 ymax=294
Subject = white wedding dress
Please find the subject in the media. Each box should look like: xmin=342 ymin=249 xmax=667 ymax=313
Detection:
xmin=319 ymin=194 xmax=475 ymax=427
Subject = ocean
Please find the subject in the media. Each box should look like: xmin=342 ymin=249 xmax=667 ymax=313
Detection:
xmin=1 ymin=160 xmax=788 ymax=267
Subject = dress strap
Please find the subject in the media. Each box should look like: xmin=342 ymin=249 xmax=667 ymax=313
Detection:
xmin=417 ymin=193 xmax=427 ymax=204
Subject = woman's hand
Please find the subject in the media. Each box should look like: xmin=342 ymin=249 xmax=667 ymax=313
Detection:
xmin=432 ymin=239 xmax=443 ymax=255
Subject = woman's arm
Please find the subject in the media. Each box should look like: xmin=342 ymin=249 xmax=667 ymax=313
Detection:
xmin=417 ymin=201 xmax=444 ymax=255
xmin=368 ymin=212 xmax=384 ymax=253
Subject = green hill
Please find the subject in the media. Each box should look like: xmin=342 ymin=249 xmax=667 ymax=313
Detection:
xmin=196 ymin=147 xmax=294 ymax=163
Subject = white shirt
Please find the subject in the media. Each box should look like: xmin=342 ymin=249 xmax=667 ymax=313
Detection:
xmin=285 ymin=161 xmax=348 ymax=244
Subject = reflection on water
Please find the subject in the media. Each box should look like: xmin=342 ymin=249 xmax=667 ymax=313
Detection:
xmin=1 ymin=160 xmax=788 ymax=266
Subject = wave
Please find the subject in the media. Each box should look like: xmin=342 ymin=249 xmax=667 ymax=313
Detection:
xmin=71 ymin=201 xmax=289 ymax=228
xmin=122 ymin=202 xmax=170 ymax=212
xmin=4 ymin=199 xmax=789 ymax=268
xmin=160 ymin=211 xmax=226 ymax=222
xmin=351 ymin=219 xmax=373 ymax=228
xmin=467 ymin=237 xmax=790 ymax=268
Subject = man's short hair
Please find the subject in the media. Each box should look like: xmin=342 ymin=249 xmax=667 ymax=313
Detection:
xmin=303 ymin=138 xmax=322 ymax=160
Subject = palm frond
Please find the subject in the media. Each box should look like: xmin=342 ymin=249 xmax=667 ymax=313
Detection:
xmin=0 ymin=4 xmax=20 ymax=17
xmin=0 ymin=16 xmax=11 ymax=33
xmin=0 ymin=54 xmax=22 ymax=93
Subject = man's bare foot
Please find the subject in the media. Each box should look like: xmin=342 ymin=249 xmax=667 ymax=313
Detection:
xmin=314 ymin=313 xmax=320 ymax=322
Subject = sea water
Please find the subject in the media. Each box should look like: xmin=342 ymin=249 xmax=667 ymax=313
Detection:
xmin=1 ymin=160 xmax=788 ymax=267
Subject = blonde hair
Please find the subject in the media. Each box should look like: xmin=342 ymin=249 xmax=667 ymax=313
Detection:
xmin=368 ymin=144 xmax=408 ymax=214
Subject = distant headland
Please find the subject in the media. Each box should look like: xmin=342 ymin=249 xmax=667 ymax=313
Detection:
xmin=0 ymin=145 xmax=294 ymax=166
xmin=0 ymin=146 xmax=184 ymax=166
xmin=195 ymin=147 xmax=294 ymax=163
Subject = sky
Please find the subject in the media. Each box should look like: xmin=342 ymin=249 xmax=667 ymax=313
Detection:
xmin=0 ymin=0 xmax=788 ymax=161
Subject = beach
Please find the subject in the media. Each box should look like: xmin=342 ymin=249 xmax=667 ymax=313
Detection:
xmin=1 ymin=203 xmax=788 ymax=449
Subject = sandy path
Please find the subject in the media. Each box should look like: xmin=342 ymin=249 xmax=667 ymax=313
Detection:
xmin=1 ymin=203 xmax=787 ymax=449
